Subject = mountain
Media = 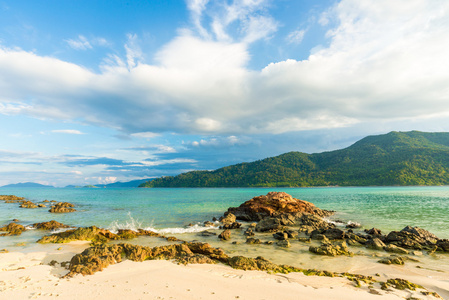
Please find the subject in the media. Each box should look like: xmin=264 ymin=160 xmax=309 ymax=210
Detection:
xmin=139 ymin=131 xmax=449 ymax=188
xmin=1 ymin=182 xmax=54 ymax=188
xmin=103 ymin=179 xmax=153 ymax=188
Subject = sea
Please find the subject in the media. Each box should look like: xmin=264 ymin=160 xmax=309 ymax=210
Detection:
xmin=1 ymin=186 xmax=449 ymax=272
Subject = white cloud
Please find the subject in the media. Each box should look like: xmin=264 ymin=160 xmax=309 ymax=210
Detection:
xmin=131 ymin=132 xmax=160 ymax=139
xmin=51 ymin=129 xmax=84 ymax=135
xmin=66 ymin=35 xmax=92 ymax=50
xmin=286 ymin=29 xmax=306 ymax=44
xmin=1 ymin=0 xmax=449 ymax=137
xmin=65 ymin=35 xmax=109 ymax=50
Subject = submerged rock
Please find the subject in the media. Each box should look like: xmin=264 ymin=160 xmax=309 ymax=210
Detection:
xmin=225 ymin=192 xmax=333 ymax=222
xmin=0 ymin=195 xmax=26 ymax=202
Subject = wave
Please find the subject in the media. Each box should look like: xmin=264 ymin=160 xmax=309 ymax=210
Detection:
xmin=107 ymin=212 xmax=219 ymax=234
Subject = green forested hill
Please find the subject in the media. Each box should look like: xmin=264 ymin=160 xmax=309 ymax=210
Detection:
xmin=139 ymin=131 xmax=449 ymax=187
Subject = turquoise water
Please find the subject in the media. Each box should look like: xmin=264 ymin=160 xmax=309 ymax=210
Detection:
xmin=1 ymin=186 xmax=449 ymax=241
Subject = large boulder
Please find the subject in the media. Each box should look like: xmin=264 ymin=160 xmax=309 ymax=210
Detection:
xmin=385 ymin=227 xmax=437 ymax=250
xmin=49 ymin=202 xmax=76 ymax=213
xmin=225 ymin=192 xmax=333 ymax=222
xmin=400 ymin=226 xmax=438 ymax=244
xmin=0 ymin=222 xmax=26 ymax=236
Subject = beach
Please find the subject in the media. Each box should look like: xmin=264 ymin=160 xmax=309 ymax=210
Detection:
xmin=1 ymin=242 xmax=448 ymax=300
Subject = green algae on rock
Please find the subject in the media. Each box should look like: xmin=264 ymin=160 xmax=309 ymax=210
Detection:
xmin=0 ymin=222 xmax=26 ymax=236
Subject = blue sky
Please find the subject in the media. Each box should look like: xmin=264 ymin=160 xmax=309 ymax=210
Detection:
xmin=1 ymin=0 xmax=449 ymax=187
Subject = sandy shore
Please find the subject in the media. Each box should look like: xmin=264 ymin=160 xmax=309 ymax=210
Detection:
xmin=1 ymin=243 xmax=447 ymax=300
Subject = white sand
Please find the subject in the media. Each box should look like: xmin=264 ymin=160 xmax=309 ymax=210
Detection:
xmin=1 ymin=245 xmax=447 ymax=300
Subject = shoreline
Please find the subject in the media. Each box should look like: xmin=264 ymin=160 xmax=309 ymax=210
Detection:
xmin=1 ymin=245 xmax=447 ymax=300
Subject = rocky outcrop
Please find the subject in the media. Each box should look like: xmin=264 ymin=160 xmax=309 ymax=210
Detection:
xmin=297 ymin=214 xmax=334 ymax=234
xmin=32 ymin=220 xmax=71 ymax=230
xmin=385 ymin=226 xmax=438 ymax=250
xmin=365 ymin=238 xmax=386 ymax=251
xmin=49 ymin=202 xmax=76 ymax=213
xmin=225 ymin=192 xmax=333 ymax=222
xmin=0 ymin=222 xmax=26 ymax=236
xmin=0 ymin=195 xmax=25 ymax=202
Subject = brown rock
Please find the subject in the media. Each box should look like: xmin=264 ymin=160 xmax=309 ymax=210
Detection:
xmin=19 ymin=201 xmax=38 ymax=208
xmin=225 ymin=192 xmax=332 ymax=221
xmin=0 ymin=222 xmax=26 ymax=236
xmin=218 ymin=229 xmax=231 ymax=241
xmin=49 ymin=202 xmax=76 ymax=213
xmin=32 ymin=220 xmax=71 ymax=230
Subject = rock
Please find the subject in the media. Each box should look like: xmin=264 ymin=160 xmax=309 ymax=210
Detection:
xmin=12 ymin=219 xmax=19 ymax=222
xmin=0 ymin=249 xmax=8 ymax=253
xmin=43 ymin=200 xmax=50 ymax=203
xmin=218 ymin=229 xmax=231 ymax=241
xmin=220 ymin=222 xmax=242 ymax=230
xmin=19 ymin=201 xmax=38 ymax=208
xmin=401 ymin=226 xmax=439 ymax=244
xmin=255 ymin=217 xmax=283 ymax=232
xmin=346 ymin=222 xmax=361 ymax=229
xmin=365 ymin=228 xmax=382 ymax=235
xmin=276 ymin=240 xmax=291 ymax=248
xmin=225 ymin=192 xmax=333 ymax=222
xmin=0 ymin=222 xmax=26 ymax=236
xmin=37 ymin=226 xmax=118 ymax=244
xmin=298 ymin=214 xmax=334 ymax=234
xmin=346 ymin=233 xmax=367 ymax=244
xmin=198 ymin=230 xmax=217 ymax=237
xmin=385 ymin=231 xmax=429 ymax=250
xmin=365 ymin=238 xmax=386 ymax=251
xmin=273 ymin=232 xmax=289 ymax=240
xmin=246 ymin=237 xmax=261 ymax=244
xmin=204 ymin=221 xmax=215 ymax=227
xmin=265 ymin=241 xmax=274 ymax=245
xmin=32 ymin=220 xmax=70 ymax=230
xmin=378 ymin=256 xmax=405 ymax=265
xmin=436 ymin=239 xmax=449 ymax=252
xmin=284 ymin=230 xmax=298 ymax=239
xmin=220 ymin=213 xmax=236 ymax=224
xmin=244 ymin=228 xmax=255 ymax=236
xmin=384 ymin=244 xmax=409 ymax=254
xmin=165 ymin=236 xmax=180 ymax=242
xmin=383 ymin=278 xmax=423 ymax=291
xmin=346 ymin=239 xmax=363 ymax=247
xmin=322 ymin=228 xmax=346 ymax=240
xmin=227 ymin=256 xmax=288 ymax=273
xmin=309 ymin=241 xmax=353 ymax=256
xmin=38 ymin=204 xmax=46 ymax=208
xmin=0 ymin=195 xmax=26 ymax=201
xmin=49 ymin=202 xmax=76 ymax=213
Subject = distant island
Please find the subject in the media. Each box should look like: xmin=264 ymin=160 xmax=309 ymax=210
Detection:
xmin=140 ymin=131 xmax=449 ymax=188
xmin=0 ymin=182 xmax=54 ymax=188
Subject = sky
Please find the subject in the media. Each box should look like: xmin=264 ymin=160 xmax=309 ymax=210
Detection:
xmin=1 ymin=0 xmax=449 ymax=187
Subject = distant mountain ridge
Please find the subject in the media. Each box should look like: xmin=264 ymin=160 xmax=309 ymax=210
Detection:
xmin=139 ymin=131 xmax=449 ymax=187
xmin=1 ymin=182 xmax=54 ymax=188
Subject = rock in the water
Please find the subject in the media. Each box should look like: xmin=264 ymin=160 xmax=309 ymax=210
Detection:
xmin=203 ymin=221 xmax=215 ymax=227
xmin=309 ymin=241 xmax=353 ymax=256
xmin=218 ymin=229 xmax=231 ymax=241
xmin=0 ymin=195 xmax=26 ymax=202
xmin=244 ymin=228 xmax=255 ymax=236
xmin=436 ymin=239 xmax=449 ymax=252
xmin=220 ymin=213 xmax=236 ymax=224
xmin=0 ymin=222 xmax=26 ymax=236
xmin=49 ymin=202 xmax=76 ymax=213
xmin=273 ymin=232 xmax=289 ymax=240
xmin=255 ymin=217 xmax=283 ymax=232
xmin=32 ymin=220 xmax=70 ymax=230
xmin=246 ymin=237 xmax=262 ymax=244
xmin=385 ymin=230 xmax=433 ymax=250
xmin=198 ymin=230 xmax=217 ymax=237
xmin=19 ymin=201 xmax=38 ymax=208
xmin=225 ymin=192 xmax=332 ymax=221
xmin=220 ymin=222 xmax=242 ymax=230
xmin=276 ymin=240 xmax=291 ymax=248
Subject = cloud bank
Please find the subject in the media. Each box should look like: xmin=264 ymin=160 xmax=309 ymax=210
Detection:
xmin=1 ymin=0 xmax=448 ymax=138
